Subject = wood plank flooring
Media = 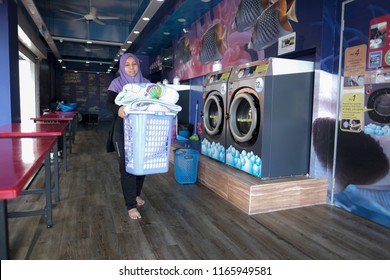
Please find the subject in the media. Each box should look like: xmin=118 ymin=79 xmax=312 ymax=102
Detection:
xmin=5 ymin=122 xmax=390 ymax=259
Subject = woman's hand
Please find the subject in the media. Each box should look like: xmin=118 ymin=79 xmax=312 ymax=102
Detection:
xmin=118 ymin=106 xmax=126 ymax=119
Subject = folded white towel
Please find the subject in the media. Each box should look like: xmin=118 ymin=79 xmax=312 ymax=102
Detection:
xmin=115 ymin=83 xmax=182 ymax=114
xmin=115 ymin=83 xmax=180 ymax=105
xmin=123 ymin=98 xmax=182 ymax=114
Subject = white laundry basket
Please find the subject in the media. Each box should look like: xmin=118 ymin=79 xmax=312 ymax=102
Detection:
xmin=124 ymin=111 xmax=175 ymax=175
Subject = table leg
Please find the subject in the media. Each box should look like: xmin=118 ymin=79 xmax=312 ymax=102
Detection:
xmin=68 ymin=121 xmax=73 ymax=153
xmin=53 ymin=142 xmax=60 ymax=202
xmin=0 ymin=200 xmax=9 ymax=260
xmin=72 ymin=116 xmax=77 ymax=143
xmin=62 ymin=132 xmax=67 ymax=172
xmin=45 ymin=154 xmax=53 ymax=227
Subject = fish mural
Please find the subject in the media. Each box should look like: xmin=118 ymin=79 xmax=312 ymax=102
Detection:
xmin=248 ymin=0 xmax=298 ymax=51
xmin=198 ymin=22 xmax=228 ymax=65
xmin=232 ymin=0 xmax=272 ymax=32
xmin=175 ymin=36 xmax=193 ymax=64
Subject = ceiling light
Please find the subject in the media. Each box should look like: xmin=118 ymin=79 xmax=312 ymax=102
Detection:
xmin=178 ymin=18 xmax=186 ymax=23
xmin=121 ymin=48 xmax=127 ymax=51
xmin=142 ymin=17 xmax=150 ymax=21
xmin=147 ymin=46 xmax=153 ymax=49
xmin=87 ymin=40 xmax=92 ymax=44
xmin=134 ymin=31 xmax=140 ymax=34
xmin=163 ymin=32 xmax=170 ymax=36
xmin=127 ymin=41 xmax=132 ymax=44
xmin=114 ymin=59 xmax=118 ymax=62
xmin=201 ymin=0 xmax=211 ymax=2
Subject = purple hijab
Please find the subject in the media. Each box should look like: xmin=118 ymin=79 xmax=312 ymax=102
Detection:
xmin=108 ymin=53 xmax=149 ymax=93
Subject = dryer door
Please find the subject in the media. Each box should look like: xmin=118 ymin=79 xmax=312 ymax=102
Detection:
xmin=367 ymin=87 xmax=390 ymax=123
xmin=229 ymin=88 xmax=260 ymax=145
xmin=203 ymin=91 xmax=224 ymax=136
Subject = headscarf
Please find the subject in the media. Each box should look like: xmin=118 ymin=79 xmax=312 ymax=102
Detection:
xmin=108 ymin=53 xmax=149 ymax=93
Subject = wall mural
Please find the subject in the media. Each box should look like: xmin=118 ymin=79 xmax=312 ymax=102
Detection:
xmin=174 ymin=0 xmax=311 ymax=81
xmin=174 ymin=0 xmax=266 ymax=80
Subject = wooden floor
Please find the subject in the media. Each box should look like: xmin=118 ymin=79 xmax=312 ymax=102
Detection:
xmin=6 ymin=122 xmax=390 ymax=260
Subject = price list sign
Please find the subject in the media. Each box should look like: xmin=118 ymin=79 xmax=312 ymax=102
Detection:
xmin=340 ymin=45 xmax=367 ymax=132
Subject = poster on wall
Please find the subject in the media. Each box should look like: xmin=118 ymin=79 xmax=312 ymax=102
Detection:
xmin=59 ymin=72 xmax=112 ymax=120
xmin=368 ymin=14 xmax=390 ymax=68
xmin=278 ymin=32 xmax=296 ymax=55
xmin=340 ymin=45 xmax=367 ymax=132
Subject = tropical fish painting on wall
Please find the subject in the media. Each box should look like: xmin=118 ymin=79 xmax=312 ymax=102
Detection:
xmin=198 ymin=22 xmax=228 ymax=65
xmin=232 ymin=0 xmax=271 ymax=32
xmin=175 ymin=35 xmax=193 ymax=64
xmin=175 ymin=0 xmax=301 ymax=79
xmin=233 ymin=0 xmax=298 ymax=51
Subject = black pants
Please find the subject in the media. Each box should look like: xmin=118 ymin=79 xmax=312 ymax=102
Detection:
xmin=112 ymin=118 xmax=145 ymax=210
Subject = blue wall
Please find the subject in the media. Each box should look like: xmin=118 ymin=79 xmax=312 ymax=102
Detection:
xmin=0 ymin=0 xmax=20 ymax=125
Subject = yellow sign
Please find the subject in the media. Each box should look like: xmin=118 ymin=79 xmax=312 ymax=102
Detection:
xmin=340 ymin=87 xmax=365 ymax=132
xmin=344 ymin=44 xmax=367 ymax=77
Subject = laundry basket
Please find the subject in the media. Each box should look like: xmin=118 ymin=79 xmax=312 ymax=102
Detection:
xmin=174 ymin=148 xmax=199 ymax=184
xmin=124 ymin=111 xmax=175 ymax=175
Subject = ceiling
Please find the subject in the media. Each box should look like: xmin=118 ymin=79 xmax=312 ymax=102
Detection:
xmin=20 ymin=0 xmax=224 ymax=74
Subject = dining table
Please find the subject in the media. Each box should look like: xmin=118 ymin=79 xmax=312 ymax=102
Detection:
xmin=0 ymin=122 xmax=69 ymax=202
xmin=0 ymin=137 xmax=56 ymax=259
xmin=31 ymin=111 xmax=78 ymax=153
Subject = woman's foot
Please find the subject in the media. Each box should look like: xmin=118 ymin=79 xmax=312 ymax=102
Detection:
xmin=128 ymin=208 xmax=141 ymax=220
xmin=136 ymin=196 xmax=145 ymax=206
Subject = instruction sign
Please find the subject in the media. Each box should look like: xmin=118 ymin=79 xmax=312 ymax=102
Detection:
xmin=368 ymin=14 xmax=390 ymax=68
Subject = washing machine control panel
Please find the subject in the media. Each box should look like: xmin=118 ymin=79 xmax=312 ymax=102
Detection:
xmin=205 ymin=70 xmax=232 ymax=86
xmin=231 ymin=61 xmax=269 ymax=81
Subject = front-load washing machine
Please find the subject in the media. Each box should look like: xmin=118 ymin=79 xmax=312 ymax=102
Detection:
xmin=226 ymin=58 xmax=314 ymax=178
xmin=201 ymin=67 xmax=232 ymax=163
xmin=364 ymin=70 xmax=390 ymax=136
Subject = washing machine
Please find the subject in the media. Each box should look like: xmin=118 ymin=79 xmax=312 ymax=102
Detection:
xmin=201 ymin=67 xmax=232 ymax=163
xmin=226 ymin=58 xmax=314 ymax=178
xmin=364 ymin=69 xmax=390 ymax=136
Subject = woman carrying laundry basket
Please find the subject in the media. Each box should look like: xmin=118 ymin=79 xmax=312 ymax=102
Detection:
xmin=106 ymin=53 xmax=149 ymax=220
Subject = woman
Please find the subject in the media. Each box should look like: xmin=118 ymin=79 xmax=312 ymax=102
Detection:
xmin=107 ymin=53 xmax=150 ymax=220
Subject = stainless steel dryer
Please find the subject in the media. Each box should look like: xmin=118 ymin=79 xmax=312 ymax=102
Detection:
xmin=201 ymin=67 xmax=232 ymax=163
xmin=364 ymin=70 xmax=390 ymax=136
xmin=226 ymin=58 xmax=314 ymax=178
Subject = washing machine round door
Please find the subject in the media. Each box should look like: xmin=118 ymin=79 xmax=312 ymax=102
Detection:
xmin=229 ymin=89 xmax=259 ymax=144
xmin=367 ymin=87 xmax=390 ymax=123
xmin=203 ymin=91 xmax=224 ymax=136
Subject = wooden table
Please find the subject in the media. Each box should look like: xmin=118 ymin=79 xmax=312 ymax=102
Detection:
xmin=0 ymin=137 xmax=56 ymax=259
xmin=0 ymin=122 xmax=68 ymax=202
xmin=31 ymin=111 xmax=77 ymax=153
